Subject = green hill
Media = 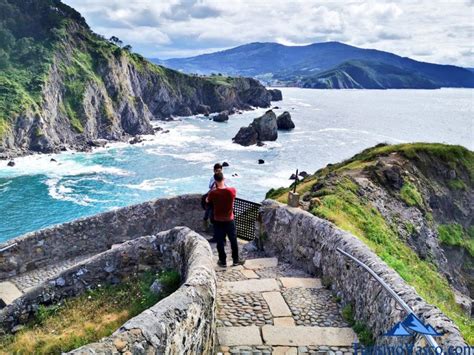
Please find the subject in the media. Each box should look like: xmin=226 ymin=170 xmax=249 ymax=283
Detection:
xmin=301 ymin=60 xmax=439 ymax=89
xmin=0 ymin=0 xmax=272 ymax=157
xmin=267 ymin=143 xmax=474 ymax=342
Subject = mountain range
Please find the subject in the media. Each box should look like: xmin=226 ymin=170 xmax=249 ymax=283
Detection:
xmin=154 ymin=42 xmax=474 ymax=89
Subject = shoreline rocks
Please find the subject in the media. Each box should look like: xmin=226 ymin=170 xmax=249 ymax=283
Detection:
xmin=268 ymin=89 xmax=283 ymax=101
xmin=213 ymin=111 xmax=229 ymax=123
xmin=277 ymin=111 xmax=295 ymax=130
xmin=233 ymin=110 xmax=278 ymax=146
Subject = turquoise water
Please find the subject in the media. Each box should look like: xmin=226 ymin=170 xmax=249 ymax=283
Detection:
xmin=0 ymin=88 xmax=473 ymax=242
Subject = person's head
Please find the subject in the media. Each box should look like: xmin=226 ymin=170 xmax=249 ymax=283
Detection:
xmin=214 ymin=171 xmax=224 ymax=186
xmin=213 ymin=163 xmax=222 ymax=173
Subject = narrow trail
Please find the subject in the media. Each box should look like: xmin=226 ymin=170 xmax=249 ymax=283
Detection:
xmin=210 ymin=240 xmax=357 ymax=355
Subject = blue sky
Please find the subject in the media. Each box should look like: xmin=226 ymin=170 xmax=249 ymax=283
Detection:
xmin=63 ymin=0 xmax=473 ymax=66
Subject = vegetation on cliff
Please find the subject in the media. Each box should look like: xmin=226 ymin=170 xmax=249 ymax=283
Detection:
xmin=0 ymin=270 xmax=180 ymax=354
xmin=0 ymin=0 xmax=272 ymax=156
xmin=267 ymin=143 xmax=474 ymax=342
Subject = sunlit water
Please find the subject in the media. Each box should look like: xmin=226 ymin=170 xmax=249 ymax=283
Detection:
xmin=0 ymin=88 xmax=473 ymax=242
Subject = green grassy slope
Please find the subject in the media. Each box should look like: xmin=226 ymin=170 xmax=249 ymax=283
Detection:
xmin=267 ymin=143 xmax=474 ymax=342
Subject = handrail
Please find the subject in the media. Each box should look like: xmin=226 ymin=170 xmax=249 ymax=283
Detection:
xmin=0 ymin=242 xmax=17 ymax=253
xmin=336 ymin=247 xmax=440 ymax=350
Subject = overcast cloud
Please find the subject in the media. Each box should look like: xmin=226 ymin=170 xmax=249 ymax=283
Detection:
xmin=63 ymin=0 xmax=474 ymax=67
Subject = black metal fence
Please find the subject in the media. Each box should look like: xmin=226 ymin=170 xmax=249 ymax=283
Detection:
xmin=234 ymin=198 xmax=261 ymax=241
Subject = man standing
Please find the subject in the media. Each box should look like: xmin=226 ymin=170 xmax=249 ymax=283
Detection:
xmin=207 ymin=172 xmax=244 ymax=267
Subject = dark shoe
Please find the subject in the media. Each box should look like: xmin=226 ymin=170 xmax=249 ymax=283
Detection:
xmin=217 ymin=260 xmax=227 ymax=267
xmin=232 ymin=259 xmax=245 ymax=266
xmin=208 ymin=238 xmax=218 ymax=243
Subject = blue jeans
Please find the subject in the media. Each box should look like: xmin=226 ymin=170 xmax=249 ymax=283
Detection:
xmin=214 ymin=220 xmax=239 ymax=264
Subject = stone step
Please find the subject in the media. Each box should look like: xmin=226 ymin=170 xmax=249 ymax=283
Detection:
xmin=244 ymin=258 xmax=278 ymax=270
xmin=220 ymin=278 xmax=280 ymax=294
xmin=8 ymin=253 xmax=95 ymax=292
xmin=217 ymin=326 xmax=263 ymax=346
xmin=261 ymin=326 xmax=357 ymax=347
xmin=279 ymin=277 xmax=322 ymax=289
xmin=262 ymin=292 xmax=292 ymax=317
xmin=0 ymin=281 xmax=22 ymax=306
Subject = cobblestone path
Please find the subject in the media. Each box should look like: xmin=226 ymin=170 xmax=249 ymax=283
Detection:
xmin=10 ymin=253 xmax=96 ymax=292
xmin=212 ymin=241 xmax=357 ymax=355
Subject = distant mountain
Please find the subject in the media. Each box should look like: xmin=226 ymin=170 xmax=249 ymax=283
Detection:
xmin=302 ymin=60 xmax=439 ymax=89
xmin=154 ymin=42 xmax=474 ymax=89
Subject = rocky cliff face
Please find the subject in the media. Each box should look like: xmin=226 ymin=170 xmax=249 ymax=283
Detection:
xmin=266 ymin=143 xmax=473 ymax=340
xmin=0 ymin=1 xmax=274 ymax=158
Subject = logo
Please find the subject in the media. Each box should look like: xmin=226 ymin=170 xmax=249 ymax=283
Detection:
xmin=384 ymin=313 xmax=443 ymax=337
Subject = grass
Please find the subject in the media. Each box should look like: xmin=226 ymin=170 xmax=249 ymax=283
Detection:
xmin=438 ymin=223 xmax=474 ymax=257
xmin=266 ymin=143 xmax=474 ymax=343
xmin=310 ymin=178 xmax=473 ymax=342
xmin=0 ymin=270 xmax=180 ymax=355
xmin=400 ymin=182 xmax=424 ymax=207
xmin=341 ymin=304 xmax=374 ymax=345
xmin=448 ymin=179 xmax=467 ymax=190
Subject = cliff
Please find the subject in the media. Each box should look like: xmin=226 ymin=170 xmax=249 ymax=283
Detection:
xmin=0 ymin=0 xmax=274 ymax=158
xmin=267 ymin=143 xmax=474 ymax=342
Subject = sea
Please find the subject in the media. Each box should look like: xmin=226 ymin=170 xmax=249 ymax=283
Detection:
xmin=0 ymin=88 xmax=472 ymax=243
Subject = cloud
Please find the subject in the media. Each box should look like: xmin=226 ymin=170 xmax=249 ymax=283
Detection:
xmin=63 ymin=0 xmax=474 ymax=66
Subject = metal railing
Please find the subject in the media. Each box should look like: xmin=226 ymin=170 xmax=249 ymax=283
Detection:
xmin=234 ymin=198 xmax=261 ymax=241
xmin=336 ymin=247 xmax=440 ymax=349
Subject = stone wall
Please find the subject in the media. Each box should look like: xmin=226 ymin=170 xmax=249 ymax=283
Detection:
xmin=0 ymin=227 xmax=217 ymax=354
xmin=260 ymin=200 xmax=466 ymax=347
xmin=0 ymin=194 xmax=203 ymax=280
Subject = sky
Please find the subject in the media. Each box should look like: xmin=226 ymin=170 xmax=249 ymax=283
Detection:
xmin=63 ymin=0 xmax=474 ymax=67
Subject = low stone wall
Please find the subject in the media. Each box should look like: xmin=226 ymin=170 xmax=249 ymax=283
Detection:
xmin=0 ymin=227 xmax=217 ymax=354
xmin=0 ymin=194 xmax=203 ymax=280
xmin=260 ymin=200 xmax=466 ymax=347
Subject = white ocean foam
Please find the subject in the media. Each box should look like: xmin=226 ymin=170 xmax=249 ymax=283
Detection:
xmin=45 ymin=178 xmax=88 ymax=206
xmin=124 ymin=176 xmax=196 ymax=191
xmin=0 ymin=153 xmax=130 ymax=179
xmin=209 ymin=139 xmax=282 ymax=152
xmin=124 ymin=177 xmax=168 ymax=191
xmin=0 ymin=180 xmax=12 ymax=188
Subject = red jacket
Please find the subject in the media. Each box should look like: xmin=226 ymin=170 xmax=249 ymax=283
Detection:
xmin=208 ymin=187 xmax=236 ymax=222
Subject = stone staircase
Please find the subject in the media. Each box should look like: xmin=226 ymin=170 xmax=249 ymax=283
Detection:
xmin=212 ymin=242 xmax=357 ymax=355
xmin=0 ymin=253 xmax=95 ymax=305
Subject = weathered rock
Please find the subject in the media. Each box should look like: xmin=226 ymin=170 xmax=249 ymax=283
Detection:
xmin=213 ymin=111 xmax=229 ymax=122
xmin=268 ymin=89 xmax=283 ymax=101
xmin=7 ymin=161 xmax=15 ymax=167
xmin=196 ymin=104 xmax=211 ymax=115
xmin=233 ymin=126 xmax=258 ymax=146
xmin=252 ymin=111 xmax=278 ymax=141
xmin=88 ymin=139 xmax=108 ymax=148
xmin=149 ymin=280 xmax=163 ymax=295
xmin=277 ymin=112 xmax=295 ymax=130
xmin=129 ymin=136 xmax=144 ymax=145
